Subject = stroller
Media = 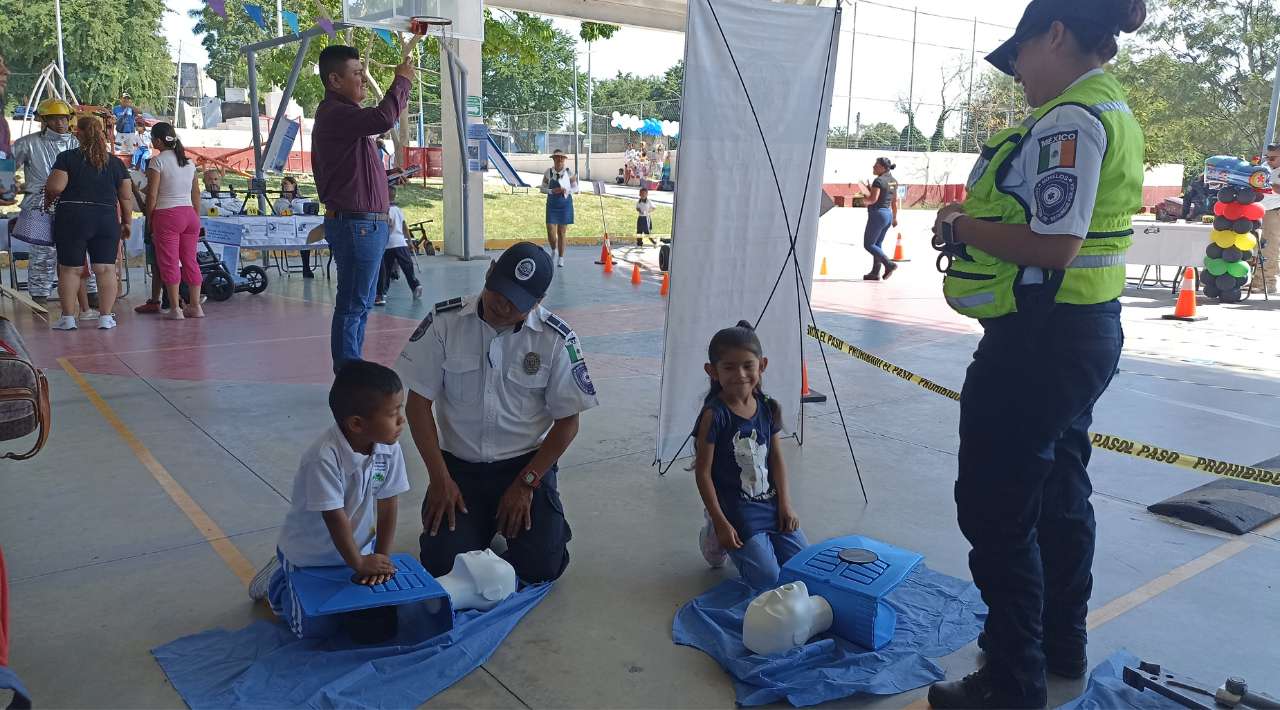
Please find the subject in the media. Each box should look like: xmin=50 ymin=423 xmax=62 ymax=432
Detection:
xmin=181 ymin=238 xmax=268 ymax=302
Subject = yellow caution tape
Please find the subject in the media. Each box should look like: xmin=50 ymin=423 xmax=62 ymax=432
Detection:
xmin=807 ymin=325 xmax=1280 ymax=488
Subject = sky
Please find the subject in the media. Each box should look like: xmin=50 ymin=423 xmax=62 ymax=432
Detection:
xmin=162 ymin=0 xmax=1029 ymax=131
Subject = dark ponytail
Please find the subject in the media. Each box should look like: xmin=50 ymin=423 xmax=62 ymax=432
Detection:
xmin=699 ymin=320 xmax=782 ymax=422
xmin=150 ymin=122 xmax=189 ymax=167
xmin=1064 ymin=0 xmax=1147 ymax=64
xmin=876 ymin=157 xmax=896 ymax=171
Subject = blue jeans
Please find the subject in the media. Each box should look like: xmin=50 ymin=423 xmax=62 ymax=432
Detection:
xmin=729 ymin=529 xmax=809 ymax=589
xmin=863 ymin=207 xmax=894 ymax=275
xmin=955 ymin=294 xmax=1122 ymax=702
xmin=325 ymin=217 xmax=389 ymax=372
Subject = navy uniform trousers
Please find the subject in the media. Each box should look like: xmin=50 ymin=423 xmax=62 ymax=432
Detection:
xmin=955 ymin=279 xmax=1122 ymax=703
xmin=420 ymin=450 xmax=572 ymax=584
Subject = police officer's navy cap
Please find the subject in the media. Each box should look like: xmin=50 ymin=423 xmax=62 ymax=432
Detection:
xmin=986 ymin=0 xmax=1127 ymax=76
xmin=487 ymin=242 xmax=553 ymax=312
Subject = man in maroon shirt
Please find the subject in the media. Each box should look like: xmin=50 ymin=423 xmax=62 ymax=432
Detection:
xmin=313 ymin=45 xmax=412 ymax=372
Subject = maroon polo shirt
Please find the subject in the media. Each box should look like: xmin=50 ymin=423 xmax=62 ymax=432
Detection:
xmin=312 ymin=75 xmax=410 ymax=214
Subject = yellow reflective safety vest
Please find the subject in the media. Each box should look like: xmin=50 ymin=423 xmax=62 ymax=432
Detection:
xmin=943 ymin=72 xmax=1144 ymax=319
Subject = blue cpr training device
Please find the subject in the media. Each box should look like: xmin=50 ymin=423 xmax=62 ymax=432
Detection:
xmin=778 ymin=536 xmax=924 ymax=650
xmin=289 ymin=553 xmax=454 ymax=626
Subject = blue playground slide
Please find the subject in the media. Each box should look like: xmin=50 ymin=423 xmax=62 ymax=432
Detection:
xmin=487 ymin=135 xmax=530 ymax=189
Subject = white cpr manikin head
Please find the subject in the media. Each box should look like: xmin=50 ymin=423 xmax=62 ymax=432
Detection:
xmin=437 ymin=549 xmax=517 ymax=611
xmin=742 ymin=581 xmax=834 ymax=655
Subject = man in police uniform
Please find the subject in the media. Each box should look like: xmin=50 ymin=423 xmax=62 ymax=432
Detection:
xmin=199 ymin=169 xmax=241 ymax=215
xmin=398 ymin=242 xmax=598 ymax=583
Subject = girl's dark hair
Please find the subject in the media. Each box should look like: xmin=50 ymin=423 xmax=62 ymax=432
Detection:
xmin=703 ymin=320 xmax=782 ymax=420
xmin=876 ymin=157 xmax=896 ymax=171
xmin=1062 ymin=0 xmax=1147 ymax=64
xmin=150 ymin=122 xmax=189 ymax=167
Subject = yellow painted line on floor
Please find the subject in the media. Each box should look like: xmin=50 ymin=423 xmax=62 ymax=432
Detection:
xmin=58 ymin=357 xmax=257 ymax=586
xmin=1086 ymin=516 xmax=1280 ymax=630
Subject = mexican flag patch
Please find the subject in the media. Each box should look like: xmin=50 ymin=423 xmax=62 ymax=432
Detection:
xmin=1037 ymin=131 xmax=1077 ymax=173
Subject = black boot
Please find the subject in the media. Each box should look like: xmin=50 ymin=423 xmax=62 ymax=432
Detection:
xmin=977 ymin=631 xmax=1087 ymax=680
xmin=927 ymin=666 xmax=1046 ymax=709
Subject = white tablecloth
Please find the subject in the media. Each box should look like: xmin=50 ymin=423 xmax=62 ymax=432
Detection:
xmin=201 ymin=215 xmax=327 ymax=250
xmin=1128 ymin=220 xmax=1210 ymax=268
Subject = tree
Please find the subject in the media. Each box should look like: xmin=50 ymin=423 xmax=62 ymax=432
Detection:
xmin=928 ymin=65 xmax=969 ymax=151
xmin=960 ymin=70 xmax=1024 ymax=152
xmin=1110 ymin=0 xmax=1280 ymax=170
xmin=483 ymin=12 xmax=579 ymax=140
xmin=0 ymin=0 xmax=173 ymax=111
xmin=856 ymin=122 xmax=901 ymax=150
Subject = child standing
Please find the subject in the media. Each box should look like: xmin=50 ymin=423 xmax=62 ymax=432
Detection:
xmin=693 ymin=321 xmax=807 ymax=589
xmin=635 ymin=188 xmax=654 ymax=246
xmin=374 ymin=186 xmax=422 ymax=306
xmin=248 ymin=360 xmax=412 ymax=639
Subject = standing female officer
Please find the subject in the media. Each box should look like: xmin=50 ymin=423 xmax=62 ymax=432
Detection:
xmin=927 ymin=0 xmax=1147 ymax=707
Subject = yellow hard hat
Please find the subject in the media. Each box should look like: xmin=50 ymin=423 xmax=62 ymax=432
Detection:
xmin=36 ymin=98 xmax=74 ymax=118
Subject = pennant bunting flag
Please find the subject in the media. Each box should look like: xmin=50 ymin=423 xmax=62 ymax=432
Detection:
xmin=375 ymin=28 xmax=397 ymax=49
xmin=207 ymin=0 xmax=226 ymax=18
xmin=315 ymin=0 xmax=336 ymax=38
xmin=281 ymin=9 xmax=300 ymax=35
xmin=243 ymin=3 xmax=268 ymax=30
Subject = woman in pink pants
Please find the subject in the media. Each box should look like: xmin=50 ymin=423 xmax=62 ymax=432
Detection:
xmin=144 ymin=122 xmax=203 ymax=319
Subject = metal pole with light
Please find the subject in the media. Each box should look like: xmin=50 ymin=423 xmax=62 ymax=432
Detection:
xmin=586 ymin=41 xmax=592 ymax=180
xmin=1264 ymin=53 xmax=1280 ymax=153
xmin=572 ymin=50 xmax=580 ymax=175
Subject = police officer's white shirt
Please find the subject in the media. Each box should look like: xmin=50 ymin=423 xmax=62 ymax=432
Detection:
xmin=997 ymin=68 xmax=1109 ymax=283
xmin=1262 ymin=166 xmax=1280 ymax=211
xmin=201 ymin=190 xmax=242 ymax=215
xmin=397 ymin=299 xmax=600 ymax=463
xmin=277 ymin=425 xmax=410 ymax=567
xmin=273 ymin=196 xmax=308 ymax=215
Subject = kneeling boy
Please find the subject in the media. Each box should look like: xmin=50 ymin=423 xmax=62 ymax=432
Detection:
xmin=248 ymin=360 xmax=411 ymax=638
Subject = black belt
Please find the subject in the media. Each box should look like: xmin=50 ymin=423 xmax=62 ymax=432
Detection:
xmin=327 ymin=210 xmax=389 ymax=223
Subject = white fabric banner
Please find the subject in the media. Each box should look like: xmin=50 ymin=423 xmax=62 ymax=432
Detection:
xmin=656 ymin=0 xmax=841 ymax=463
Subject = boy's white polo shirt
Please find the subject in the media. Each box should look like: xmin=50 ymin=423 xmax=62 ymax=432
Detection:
xmin=277 ymin=425 xmax=410 ymax=567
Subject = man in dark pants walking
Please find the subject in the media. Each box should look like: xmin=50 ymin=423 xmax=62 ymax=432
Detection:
xmin=312 ymin=44 xmax=412 ymax=372
xmin=397 ymin=243 xmax=599 ymax=583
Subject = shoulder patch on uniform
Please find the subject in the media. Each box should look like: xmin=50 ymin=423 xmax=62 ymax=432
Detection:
xmin=572 ymin=362 xmax=596 ymax=396
xmin=409 ymin=311 xmax=434 ymax=342
xmin=541 ymin=312 xmax=574 ymax=340
xmin=434 ymin=297 xmax=464 ymax=313
xmin=1036 ymin=130 xmax=1077 ymax=173
xmin=1035 ymin=172 xmax=1078 ymax=225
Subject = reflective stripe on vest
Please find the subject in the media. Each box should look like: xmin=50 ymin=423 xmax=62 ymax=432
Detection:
xmin=942 ymin=71 xmax=1145 ymax=319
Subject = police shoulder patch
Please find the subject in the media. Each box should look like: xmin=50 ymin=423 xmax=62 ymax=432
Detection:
xmin=409 ymin=311 xmax=434 ymax=342
xmin=572 ymin=361 xmax=596 ymax=396
xmin=434 ymin=297 xmax=465 ymax=313
xmin=541 ymin=311 xmax=574 ymax=340
xmin=1034 ymin=172 xmax=1078 ymax=226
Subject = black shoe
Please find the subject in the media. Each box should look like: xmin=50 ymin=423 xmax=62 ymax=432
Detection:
xmin=863 ymin=272 xmax=882 ymax=281
xmin=977 ymin=632 xmax=1087 ymax=680
xmin=374 ymin=295 xmax=387 ymax=306
xmin=303 ymin=269 xmax=315 ymax=279
xmin=883 ymin=263 xmax=899 ymax=280
xmin=928 ymin=667 xmax=1045 ymax=709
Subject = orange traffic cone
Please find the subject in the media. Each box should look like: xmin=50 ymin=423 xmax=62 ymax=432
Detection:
xmin=631 ymin=263 xmax=642 ymax=285
xmin=801 ymin=362 xmax=811 ymax=396
xmin=602 ymin=243 xmax=614 ymax=274
xmin=820 ymin=257 xmax=828 ymax=276
xmin=1162 ymin=267 xmax=1206 ymax=321
xmin=596 ymin=237 xmax=614 ymax=266
xmin=891 ymin=232 xmax=910 ymax=262
xmin=660 ymin=272 xmax=670 ymax=296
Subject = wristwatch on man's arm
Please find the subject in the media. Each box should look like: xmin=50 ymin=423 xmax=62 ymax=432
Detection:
xmin=519 ymin=467 xmax=543 ymax=489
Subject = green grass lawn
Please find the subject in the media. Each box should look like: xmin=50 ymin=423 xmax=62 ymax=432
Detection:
xmin=228 ymin=174 xmax=672 ymax=241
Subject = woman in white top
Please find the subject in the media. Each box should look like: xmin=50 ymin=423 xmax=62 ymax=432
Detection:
xmin=143 ymin=122 xmax=204 ymax=319
xmin=540 ymin=149 xmax=578 ymax=267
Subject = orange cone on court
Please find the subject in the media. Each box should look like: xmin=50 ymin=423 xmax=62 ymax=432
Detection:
xmin=1162 ymin=267 xmax=1206 ymax=322
xmin=602 ymin=243 xmax=614 ymax=274
xmin=820 ymin=257 xmax=828 ymax=276
xmin=631 ymin=263 xmax=642 ymax=285
xmin=801 ymin=362 xmax=811 ymax=396
xmin=597 ymin=241 xmax=611 ymax=264
xmin=660 ymin=272 xmax=670 ymax=296
xmin=892 ymin=232 xmax=910 ymax=262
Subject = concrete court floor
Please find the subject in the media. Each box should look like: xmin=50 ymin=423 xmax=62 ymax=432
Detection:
xmin=2 ymin=216 xmax=1280 ymax=709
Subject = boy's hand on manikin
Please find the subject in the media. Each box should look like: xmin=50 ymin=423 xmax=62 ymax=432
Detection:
xmin=714 ymin=517 xmax=744 ymax=550
xmin=355 ymin=553 xmax=396 ymax=584
xmin=778 ymin=504 xmax=800 ymax=533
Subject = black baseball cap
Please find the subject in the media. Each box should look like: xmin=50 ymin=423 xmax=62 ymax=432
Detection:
xmin=986 ymin=0 xmax=1114 ymax=76
xmin=486 ymin=242 xmax=553 ymax=312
